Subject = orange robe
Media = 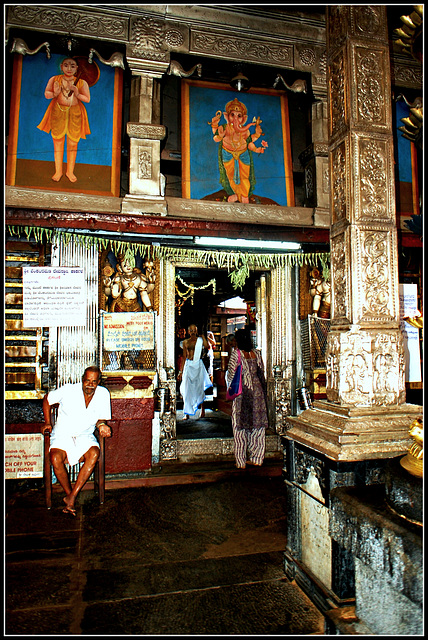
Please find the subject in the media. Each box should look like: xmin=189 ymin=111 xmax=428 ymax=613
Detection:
xmin=37 ymin=76 xmax=90 ymax=142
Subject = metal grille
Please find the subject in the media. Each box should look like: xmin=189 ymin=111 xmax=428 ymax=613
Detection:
xmin=300 ymin=315 xmax=331 ymax=369
xmin=102 ymin=348 xmax=155 ymax=371
xmin=56 ymin=241 xmax=99 ymax=385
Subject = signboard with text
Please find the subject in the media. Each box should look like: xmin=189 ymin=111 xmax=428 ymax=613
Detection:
xmin=102 ymin=312 xmax=155 ymax=351
xmin=23 ymin=266 xmax=86 ymax=327
xmin=399 ymin=283 xmax=421 ymax=383
xmin=5 ymin=434 xmax=44 ymax=479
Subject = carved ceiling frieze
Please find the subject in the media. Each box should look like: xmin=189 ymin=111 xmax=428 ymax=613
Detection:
xmin=131 ymin=16 xmax=166 ymax=52
xmin=6 ymin=5 xmax=128 ymax=41
xmin=190 ymin=28 xmax=293 ymax=67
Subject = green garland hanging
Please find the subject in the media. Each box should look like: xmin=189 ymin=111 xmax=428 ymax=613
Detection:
xmin=7 ymin=225 xmax=330 ymax=289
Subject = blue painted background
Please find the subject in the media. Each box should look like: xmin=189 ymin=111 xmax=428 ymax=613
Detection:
xmin=187 ymin=85 xmax=292 ymax=205
xmin=395 ymin=101 xmax=413 ymax=183
xmin=16 ymin=53 xmax=115 ymax=167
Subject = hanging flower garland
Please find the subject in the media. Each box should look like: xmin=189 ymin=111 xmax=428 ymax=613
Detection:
xmin=7 ymin=225 xmax=330 ymax=289
xmin=175 ymin=274 xmax=216 ymax=314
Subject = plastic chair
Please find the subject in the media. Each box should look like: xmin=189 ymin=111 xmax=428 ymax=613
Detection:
xmin=43 ymin=407 xmax=105 ymax=509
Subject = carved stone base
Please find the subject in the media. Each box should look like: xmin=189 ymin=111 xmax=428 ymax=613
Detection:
xmin=160 ymin=434 xmax=282 ymax=463
xmin=285 ymin=400 xmax=421 ymax=461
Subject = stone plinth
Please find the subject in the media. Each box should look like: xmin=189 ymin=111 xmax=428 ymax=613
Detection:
xmin=329 ymin=483 xmax=423 ymax=635
xmin=283 ymin=438 xmax=389 ymax=613
xmin=385 ymin=456 xmax=423 ymax=525
xmin=284 ymin=400 xmax=420 ymax=461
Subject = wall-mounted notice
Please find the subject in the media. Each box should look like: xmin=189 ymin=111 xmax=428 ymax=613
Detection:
xmin=23 ymin=266 xmax=86 ymax=327
xmin=399 ymin=283 xmax=421 ymax=383
xmin=5 ymin=434 xmax=44 ymax=479
xmin=103 ymin=312 xmax=155 ymax=351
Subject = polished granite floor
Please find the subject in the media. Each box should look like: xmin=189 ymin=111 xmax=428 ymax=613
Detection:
xmin=6 ymin=464 xmax=325 ymax=635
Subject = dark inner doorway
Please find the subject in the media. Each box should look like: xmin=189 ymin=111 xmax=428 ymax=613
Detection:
xmin=175 ymin=266 xmax=260 ymax=439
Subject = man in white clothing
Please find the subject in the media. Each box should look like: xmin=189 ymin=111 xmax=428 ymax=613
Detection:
xmin=42 ymin=365 xmax=112 ymax=515
xmin=177 ymin=324 xmax=211 ymax=419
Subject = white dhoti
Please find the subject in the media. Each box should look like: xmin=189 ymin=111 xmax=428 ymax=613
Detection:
xmin=180 ymin=337 xmax=212 ymax=416
xmin=50 ymin=432 xmax=99 ymax=467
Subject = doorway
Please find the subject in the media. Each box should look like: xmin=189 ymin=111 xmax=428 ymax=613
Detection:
xmin=175 ymin=266 xmax=260 ymax=440
xmin=158 ymin=256 xmax=291 ymax=463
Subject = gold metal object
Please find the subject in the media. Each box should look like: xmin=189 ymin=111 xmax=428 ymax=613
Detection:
xmin=404 ymin=315 xmax=423 ymax=329
xmin=400 ymin=418 xmax=423 ymax=478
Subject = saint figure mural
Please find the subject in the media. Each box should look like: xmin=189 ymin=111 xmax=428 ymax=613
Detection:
xmin=37 ymin=56 xmax=100 ymax=183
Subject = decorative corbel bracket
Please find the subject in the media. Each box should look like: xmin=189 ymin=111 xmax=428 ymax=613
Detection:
xmin=167 ymin=60 xmax=202 ymax=78
xmin=273 ymin=73 xmax=307 ymax=94
xmin=10 ymin=37 xmax=50 ymax=58
xmin=88 ymin=48 xmax=125 ymax=70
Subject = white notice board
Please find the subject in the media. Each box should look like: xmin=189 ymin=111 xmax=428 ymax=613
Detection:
xmin=23 ymin=266 xmax=86 ymax=327
xmin=5 ymin=434 xmax=44 ymax=479
xmin=399 ymin=283 xmax=421 ymax=383
xmin=103 ymin=312 xmax=155 ymax=351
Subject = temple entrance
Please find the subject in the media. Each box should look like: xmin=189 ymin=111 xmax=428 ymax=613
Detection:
xmin=174 ymin=266 xmax=259 ymax=441
xmin=158 ymin=256 xmax=292 ymax=463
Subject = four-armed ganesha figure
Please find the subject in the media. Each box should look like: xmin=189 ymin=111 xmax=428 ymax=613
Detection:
xmin=208 ymin=97 xmax=268 ymax=203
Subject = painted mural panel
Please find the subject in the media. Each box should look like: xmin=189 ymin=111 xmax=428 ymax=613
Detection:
xmin=182 ymin=80 xmax=294 ymax=206
xmin=394 ymin=100 xmax=420 ymax=232
xmin=6 ymin=52 xmax=123 ymax=197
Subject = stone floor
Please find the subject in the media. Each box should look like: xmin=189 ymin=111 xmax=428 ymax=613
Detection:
xmin=6 ymin=462 xmax=326 ymax=635
xmin=176 ymin=407 xmax=233 ymax=439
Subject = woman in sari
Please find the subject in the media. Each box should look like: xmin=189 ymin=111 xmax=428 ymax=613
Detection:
xmin=227 ymin=328 xmax=268 ymax=468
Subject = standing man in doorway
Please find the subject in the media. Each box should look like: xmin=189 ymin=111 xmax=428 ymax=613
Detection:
xmin=42 ymin=365 xmax=112 ymax=515
xmin=177 ymin=324 xmax=211 ymax=420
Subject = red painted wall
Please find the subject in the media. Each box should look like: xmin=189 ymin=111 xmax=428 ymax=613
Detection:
xmin=106 ymin=397 xmax=154 ymax=473
xmin=6 ymin=397 xmax=155 ymax=475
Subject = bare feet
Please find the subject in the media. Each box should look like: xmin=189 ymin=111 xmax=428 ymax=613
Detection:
xmin=182 ymin=415 xmax=189 ymax=421
xmin=62 ymin=505 xmax=76 ymax=516
xmin=66 ymin=172 xmax=77 ymax=183
xmin=63 ymin=495 xmax=76 ymax=516
xmin=227 ymin=193 xmax=238 ymax=203
xmin=52 ymin=172 xmax=63 ymax=182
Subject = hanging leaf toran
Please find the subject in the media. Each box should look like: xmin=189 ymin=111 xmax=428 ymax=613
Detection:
xmin=7 ymin=225 xmax=330 ymax=289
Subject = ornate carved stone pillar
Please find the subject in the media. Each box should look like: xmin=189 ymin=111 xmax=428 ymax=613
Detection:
xmin=286 ymin=5 xmax=420 ymax=461
xmin=122 ymin=15 xmax=169 ymax=213
xmin=326 ymin=5 xmax=403 ymax=407
xmin=282 ymin=11 xmax=421 ymax=614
